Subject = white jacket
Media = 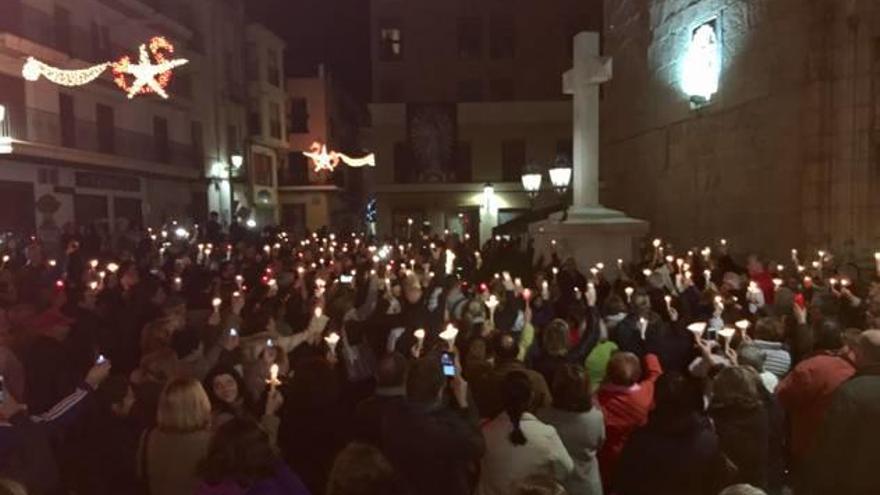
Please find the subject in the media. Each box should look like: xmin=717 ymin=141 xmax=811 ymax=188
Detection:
xmin=476 ymin=412 xmax=574 ymax=495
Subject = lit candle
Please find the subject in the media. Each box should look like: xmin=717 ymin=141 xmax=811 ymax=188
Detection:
xmin=624 ymin=286 xmax=634 ymax=303
xmin=212 ymin=297 xmax=222 ymax=313
xmin=173 ymin=276 xmax=182 ymax=291
xmin=772 ymin=278 xmax=783 ymax=290
xmin=267 ymin=363 xmax=281 ymax=391
xmin=89 ymin=259 xmax=99 ymax=270
xmin=652 ymin=238 xmax=662 ymax=249
xmin=596 ymin=262 xmax=605 ymax=271
xmin=325 ymin=332 xmax=341 ymax=356
xmin=541 ymin=280 xmax=549 ymax=300
xmin=235 ymin=275 xmax=243 ymax=290
xmin=735 ymin=319 xmax=750 ymax=331
xmin=414 ymin=328 xmax=425 ymax=353
xmin=687 ymin=322 xmax=707 ymax=338
xmin=439 ymin=323 xmax=459 ymax=348
xmin=664 ymin=295 xmax=672 ymax=310
xmin=718 ymin=327 xmax=736 ymax=340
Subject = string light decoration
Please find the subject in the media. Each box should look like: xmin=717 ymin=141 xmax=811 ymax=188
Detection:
xmin=22 ymin=57 xmax=110 ymax=87
xmin=303 ymin=141 xmax=376 ymax=173
xmin=21 ymin=36 xmax=188 ymax=100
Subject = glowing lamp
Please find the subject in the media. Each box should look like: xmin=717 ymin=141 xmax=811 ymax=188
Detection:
xmin=231 ymin=154 xmax=243 ymax=169
xmin=548 ymin=164 xmax=572 ymax=194
xmin=521 ymin=172 xmax=543 ymax=199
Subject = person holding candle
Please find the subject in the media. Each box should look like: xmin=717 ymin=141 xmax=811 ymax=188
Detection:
xmin=204 ymin=365 xmax=283 ymax=437
xmin=595 ymin=350 xmax=662 ymax=493
xmin=380 ymin=352 xmax=484 ymax=495
xmin=614 ymin=372 xmax=732 ymax=495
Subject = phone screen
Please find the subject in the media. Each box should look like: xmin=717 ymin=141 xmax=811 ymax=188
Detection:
xmin=441 ymin=352 xmax=456 ymax=377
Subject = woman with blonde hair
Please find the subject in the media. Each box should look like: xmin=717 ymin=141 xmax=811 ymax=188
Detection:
xmin=138 ymin=377 xmax=213 ymax=495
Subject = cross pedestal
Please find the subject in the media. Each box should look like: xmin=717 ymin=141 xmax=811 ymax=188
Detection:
xmin=529 ymin=31 xmax=648 ymax=270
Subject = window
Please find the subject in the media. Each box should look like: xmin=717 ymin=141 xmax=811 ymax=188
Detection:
xmin=191 ymin=121 xmax=204 ymax=168
xmin=457 ymin=17 xmax=483 ymax=59
xmin=490 ymin=15 xmax=516 ymax=59
xmin=456 ymin=80 xmax=483 ymax=102
xmin=282 ymin=152 xmax=309 ymax=185
xmin=269 ymin=102 xmax=282 ymax=139
xmin=556 ymin=139 xmax=573 ymax=161
xmin=96 ymin=104 xmax=114 ymax=154
xmin=501 ymin=139 xmax=526 ymax=181
xmin=59 ymin=93 xmax=75 ymax=148
xmin=90 ymin=22 xmax=111 ymax=60
xmin=378 ymin=80 xmax=403 ymax=102
xmin=454 ymin=142 xmax=472 ymax=182
xmin=379 ymin=21 xmax=403 ymax=61
xmin=246 ymin=43 xmax=258 ymax=81
xmin=54 ymin=6 xmax=71 ymax=52
xmin=489 ymin=78 xmax=514 ymax=101
xmin=248 ymin=101 xmax=262 ymax=136
xmin=289 ymin=98 xmax=308 ymax=133
xmin=153 ymin=116 xmax=170 ymax=163
xmin=252 ymin=152 xmax=273 ymax=187
xmin=227 ymin=124 xmax=239 ymax=156
xmin=393 ymin=142 xmax=413 ymax=183
xmin=267 ymin=48 xmax=280 ymax=87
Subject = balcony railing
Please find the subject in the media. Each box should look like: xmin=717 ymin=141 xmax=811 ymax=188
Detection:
xmin=5 ymin=106 xmax=199 ymax=168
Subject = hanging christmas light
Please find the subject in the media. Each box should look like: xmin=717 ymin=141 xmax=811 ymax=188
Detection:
xmin=21 ymin=36 xmax=188 ymax=100
xmin=21 ymin=57 xmax=110 ymax=87
xmin=303 ymin=141 xmax=376 ymax=173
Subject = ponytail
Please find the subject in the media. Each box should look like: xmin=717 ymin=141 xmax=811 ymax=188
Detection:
xmin=508 ymin=408 xmax=527 ymax=445
xmin=502 ymin=371 xmax=533 ymax=446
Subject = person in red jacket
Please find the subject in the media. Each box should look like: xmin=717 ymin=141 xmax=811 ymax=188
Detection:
xmin=596 ymin=351 xmax=662 ymax=492
xmin=776 ymin=319 xmax=855 ymax=489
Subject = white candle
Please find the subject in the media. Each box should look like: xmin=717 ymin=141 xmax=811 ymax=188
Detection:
xmin=267 ymin=363 xmax=281 ymax=391
xmin=212 ymin=297 xmax=222 ymax=312
xmin=664 ymin=295 xmax=673 ymax=309
xmin=325 ymin=332 xmax=340 ymax=355
xmin=688 ymin=322 xmax=707 ymax=338
xmin=439 ymin=323 xmax=459 ymax=348
xmin=735 ymin=319 xmax=750 ymax=331
xmin=624 ymin=286 xmax=634 ymax=303
xmin=718 ymin=327 xmax=736 ymax=340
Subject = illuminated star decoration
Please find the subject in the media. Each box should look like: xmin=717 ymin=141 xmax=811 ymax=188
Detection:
xmin=112 ymin=37 xmax=188 ymax=99
xmin=303 ymin=141 xmax=376 ymax=173
xmin=21 ymin=36 xmax=189 ymax=100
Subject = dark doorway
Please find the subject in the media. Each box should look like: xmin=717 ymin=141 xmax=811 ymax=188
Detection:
xmin=74 ymin=194 xmax=108 ymax=227
xmin=0 ymin=180 xmax=34 ymax=233
xmin=113 ymin=197 xmax=142 ymax=230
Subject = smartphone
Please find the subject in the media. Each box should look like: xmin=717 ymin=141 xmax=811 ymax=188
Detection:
xmin=441 ymin=352 xmax=456 ymax=377
xmin=340 ymin=274 xmax=353 ymax=284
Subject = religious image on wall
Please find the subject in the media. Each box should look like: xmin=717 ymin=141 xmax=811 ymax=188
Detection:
xmin=682 ymin=18 xmax=721 ymax=102
xmin=406 ymin=103 xmax=457 ymax=183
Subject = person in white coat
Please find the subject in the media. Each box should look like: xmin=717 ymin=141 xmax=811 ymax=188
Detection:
xmin=538 ymin=364 xmax=605 ymax=495
xmin=477 ymin=371 xmax=574 ymax=495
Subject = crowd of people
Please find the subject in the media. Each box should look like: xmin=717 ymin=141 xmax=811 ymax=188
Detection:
xmin=0 ymin=213 xmax=877 ymax=495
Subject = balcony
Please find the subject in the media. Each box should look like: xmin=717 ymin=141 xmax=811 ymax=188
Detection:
xmin=3 ymin=106 xmax=199 ymax=169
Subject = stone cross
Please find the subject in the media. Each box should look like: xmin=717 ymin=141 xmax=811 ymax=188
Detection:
xmin=563 ymin=32 xmax=612 ymax=209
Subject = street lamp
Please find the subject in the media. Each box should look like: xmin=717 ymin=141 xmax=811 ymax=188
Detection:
xmin=549 ymin=154 xmax=573 ymax=219
xmin=521 ymin=162 xmax=543 ymax=205
xmin=482 ymin=182 xmax=495 ymax=211
xmin=227 ymin=154 xmax=243 ymax=223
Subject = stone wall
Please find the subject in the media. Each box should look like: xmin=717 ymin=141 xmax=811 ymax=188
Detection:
xmin=602 ymin=0 xmax=880 ymax=263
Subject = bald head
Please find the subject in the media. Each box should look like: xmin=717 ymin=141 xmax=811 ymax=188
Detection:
xmin=855 ymin=330 xmax=880 ymax=369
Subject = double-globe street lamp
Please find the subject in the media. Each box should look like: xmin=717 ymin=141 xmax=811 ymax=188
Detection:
xmin=520 ymin=154 xmax=573 ymax=216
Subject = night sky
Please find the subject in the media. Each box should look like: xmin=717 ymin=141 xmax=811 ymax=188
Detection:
xmin=247 ymin=0 xmax=372 ymax=100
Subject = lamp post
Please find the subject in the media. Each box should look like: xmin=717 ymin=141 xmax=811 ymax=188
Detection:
xmin=548 ymin=154 xmax=573 ymax=220
xmin=229 ymin=154 xmax=243 ymax=223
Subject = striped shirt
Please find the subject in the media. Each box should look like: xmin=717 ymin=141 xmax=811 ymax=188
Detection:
xmin=754 ymin=340 xmax=792 ymax=378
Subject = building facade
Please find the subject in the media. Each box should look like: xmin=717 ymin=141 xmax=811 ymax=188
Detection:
xmin=245 ymin=22 xmax=287 ymax=226
xmin=282 ymin=66 xmax=366 ymax=234
xmin=366 ymin=0 xmax=601 ymax=243
xmin=0 ymin=0 xmax=257 ymax=238
xmin=602 ymin=0 xmax=880 ymax=262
